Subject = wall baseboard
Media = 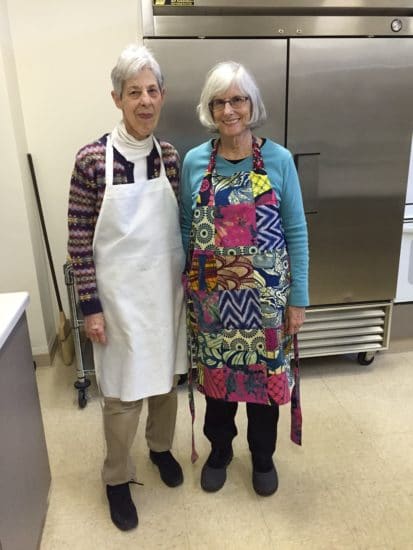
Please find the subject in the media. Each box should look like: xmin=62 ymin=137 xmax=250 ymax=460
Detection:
xmin=33 ymin=335 xmax=58 ymax=367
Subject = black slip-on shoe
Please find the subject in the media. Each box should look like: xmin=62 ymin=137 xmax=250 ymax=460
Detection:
xmin=200 ymin=448 xmax=233 ymax=493
xmin=149 ymin=450 xmax=184 ymax=487
xmin=106 ymin=482 xmax=138 ymax=531
xmin=252 ymin=464 xmax=279 ymax=496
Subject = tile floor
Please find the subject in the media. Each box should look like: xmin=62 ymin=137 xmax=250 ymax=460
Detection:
xmin=36 ymin=349 xmax=413 ymax=550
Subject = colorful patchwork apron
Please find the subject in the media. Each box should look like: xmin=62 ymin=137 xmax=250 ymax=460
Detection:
xmin=187 ymin=137 xmax=297 ymax=410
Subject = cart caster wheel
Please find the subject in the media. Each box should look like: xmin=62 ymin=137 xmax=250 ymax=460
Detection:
xmin=78 ymin=390 xmax=87 ymax=409
xmin=74 ymin=378 xmax=91 ymax=409
xmin=357 ymin=351 xmax=375 ymax=365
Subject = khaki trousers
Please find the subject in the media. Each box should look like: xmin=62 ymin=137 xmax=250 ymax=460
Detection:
xmin=102 ymin=379 xmax=178 ymax=485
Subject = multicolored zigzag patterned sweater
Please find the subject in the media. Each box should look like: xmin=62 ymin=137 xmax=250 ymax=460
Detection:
xmin=67 ymin=134 xmax=180 ymax=316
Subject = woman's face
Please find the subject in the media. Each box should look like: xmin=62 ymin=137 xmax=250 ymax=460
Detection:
xmin=211 ymin=84 xmax=251 ymax=140
xmin=112 ymin=68 xmax=164 ymax=140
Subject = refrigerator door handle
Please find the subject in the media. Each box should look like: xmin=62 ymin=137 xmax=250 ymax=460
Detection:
xmin=293 ymin=152 xmax=320 ymax=215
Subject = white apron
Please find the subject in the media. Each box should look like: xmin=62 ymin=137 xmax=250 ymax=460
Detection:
xmin=92 ymin=134 xmax=187 ymax=401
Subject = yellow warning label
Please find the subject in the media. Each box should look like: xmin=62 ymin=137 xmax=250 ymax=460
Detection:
xmin=154 ymin=0 xmax=194 ymax=5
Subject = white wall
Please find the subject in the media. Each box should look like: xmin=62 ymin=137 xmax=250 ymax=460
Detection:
xmin=0 ymin=0 xmax=54 ymax=355
xmin=2 ymin=0 xmax=143 ymax=356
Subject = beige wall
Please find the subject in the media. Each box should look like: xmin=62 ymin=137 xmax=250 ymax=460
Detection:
xmin=1 ymin=0 xmax=143 ymax=357
xmin=0 ymin=0 xmax=54 ymax=355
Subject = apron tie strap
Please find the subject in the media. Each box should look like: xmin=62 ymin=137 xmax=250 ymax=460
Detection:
xmin=188 ymin=364 xmax=199 ymax=463
xmin=183 ymin=272 xmax=199 ymax=463
xmin=290 ymin=333 xmax=302 ymax=446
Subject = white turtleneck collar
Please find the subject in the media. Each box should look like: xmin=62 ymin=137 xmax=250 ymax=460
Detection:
xmin=111 ymin=120 xmax=153 ymax=161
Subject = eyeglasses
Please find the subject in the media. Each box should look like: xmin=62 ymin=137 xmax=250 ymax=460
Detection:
xmin=209 ymin=95 xmax=250 ymax=112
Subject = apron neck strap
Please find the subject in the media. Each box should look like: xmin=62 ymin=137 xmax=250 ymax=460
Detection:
xmin=151 ymin=136 xmax=167 ymax=179
xmin=105 ymin=134 xmax=166 ymax=186
xmin=207 ymin=134 xmax=264 ymax=174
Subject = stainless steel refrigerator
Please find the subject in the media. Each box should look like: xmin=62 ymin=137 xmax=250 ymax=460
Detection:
xmin=142 ymin=0 xmax=413 ymax=362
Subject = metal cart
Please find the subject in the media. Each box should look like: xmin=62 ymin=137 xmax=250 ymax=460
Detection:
xmin=63 ymin=262 xmax=94 ymax=408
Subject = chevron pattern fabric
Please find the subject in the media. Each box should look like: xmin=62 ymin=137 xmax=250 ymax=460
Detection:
xmin=256 ymin=204 xmax=286 ymax=251
xmin=218 ymin=289 xmax=261 ymax=329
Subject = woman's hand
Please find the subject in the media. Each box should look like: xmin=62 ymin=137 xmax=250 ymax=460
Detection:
xmin=285 ymin=306 xmax=306 ymax=335
xmin=84 ymin=312 xmax=107 ymax=344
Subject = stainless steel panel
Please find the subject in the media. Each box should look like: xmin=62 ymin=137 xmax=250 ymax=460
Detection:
xmin=145 ymin=39 xmax=287 ymax=156
xmin=299 ymin=342 xmax=382 ymax=357
xmin=390 ymin=302 xmax=413 ymax=349
xmin=298 ymin=301 xmax=392 ymax=357
xmin=190 ymin=1 xmax=413 ymax=8
xmin=144 ymin=0 xmax=413 ymax=37
xmin=299 ymin=326 xmax=384 ymax=340
xmin=142 ymin=0 xmax=155 ymax=36
xmin=294 ymin=152 xmax=320 ymax=214
xmin=288 ymin=38 xmax=413 ymax=305
xmin=300 ymin=307 xmax=386 ymax=321
xmin=150 ymin=16 xmax=413 ymax=37
xmin=302 ymin=334 xmax=383 ymax=347
xmin=300 ymin=317 xmax=384 ymax=331
xmin=149 ymin=0 xmax=413 ymax=12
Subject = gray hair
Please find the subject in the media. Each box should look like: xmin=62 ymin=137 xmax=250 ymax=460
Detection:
xmin=111 ymin=44 xmax=164 ymax=97
xmin=197 ymin=61 xmax=267 ymax=132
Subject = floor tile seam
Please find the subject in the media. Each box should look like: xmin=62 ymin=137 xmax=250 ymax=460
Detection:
xmin=260 ymin=518 xmax=362 ymax=550
xmin=254 ymin=494 xmax=278 ymax=548
xmin=319 ymin=484 xmax=367 ymax=550
xmin=315 ymin=404 xmax=409 ymax=472
xmin=349 ymin=427 xmax=412 ymax=439
xmin=178 ymin=490 xmax=194 ymax=550
xmin=318 ymin=373 xmax=389 ymax=438
xmin=312 ymin=375 xmax=362 ymax=432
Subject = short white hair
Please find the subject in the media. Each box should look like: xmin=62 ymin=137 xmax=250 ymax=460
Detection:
xmin=197 ymin=61 xmax=267 ymax=132
xmin=111 ymin=44 xmax=164 ymax=97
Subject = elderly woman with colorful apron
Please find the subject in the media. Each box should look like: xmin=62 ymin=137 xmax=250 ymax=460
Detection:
xmin=68 ymin=45 xmax=186 ymax=531
xmin=181 ymin=61 xmax=309 ymax=497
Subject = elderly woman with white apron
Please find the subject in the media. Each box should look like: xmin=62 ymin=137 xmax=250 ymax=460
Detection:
xmin=181 ymin=61 xmax=309 ymax=497
xmin=68 ymin=45 xmax=186 ymax=531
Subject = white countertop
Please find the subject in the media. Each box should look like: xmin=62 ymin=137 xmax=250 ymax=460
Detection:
xmin=0 ymin=292 xmax=30 ymax=349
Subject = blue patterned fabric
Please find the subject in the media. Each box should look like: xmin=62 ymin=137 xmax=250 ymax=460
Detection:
xmin=219 ymin=289 xmax=262 ymax=329
xmin=256 ymin=204 xmax=286 ymax=251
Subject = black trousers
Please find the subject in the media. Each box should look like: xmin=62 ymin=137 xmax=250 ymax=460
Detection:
xmin=203 ymin=396 xmax=279 ymax=464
